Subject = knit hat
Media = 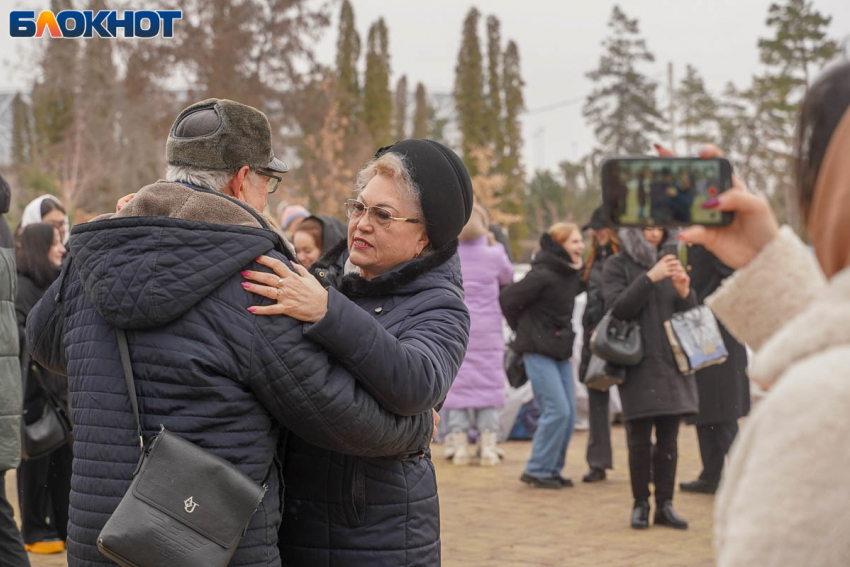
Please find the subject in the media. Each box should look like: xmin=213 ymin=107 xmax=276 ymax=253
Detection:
xmin=166 ymin=98 xmax=288 ymax=173
xmin=280 ymin=205 xmax=311 ymax=230
xmin=375 ymin=139 xmax=473 ymax=250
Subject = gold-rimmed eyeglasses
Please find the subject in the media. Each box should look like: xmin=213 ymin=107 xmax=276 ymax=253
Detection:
xmin=344 ymin=199 xmax=422 ymax=230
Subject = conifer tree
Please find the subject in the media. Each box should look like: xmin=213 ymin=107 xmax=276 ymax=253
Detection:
xmin=11 ymin=94 xmax=31 ymax=165
xmin=677 ymin=65 xmax=717 ymax=154
xmin=453 ymin=7 xmax=486 ymax=172
xmin=502 ymin=40 xmax=525 ymax=185
xmin=412 ymin=83 xmax=429 ymax=139
xmin=485 ymin=15 xmax=504 ymax=161
xmin=582 ymin=6 xmax=664 ymax=155
xmin=363 ymin=18 xmax=392 ymax=145
xmin=336 ymin=0 xmax=361 ymax=117
xmin=394 ymin=75 xmax=408 ymax=141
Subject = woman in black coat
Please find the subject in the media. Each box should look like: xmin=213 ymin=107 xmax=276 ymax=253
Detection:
xmin=15 ymin=223 xmax=70 ymax=555
xmin=679 ymin=244 xmax=750 ymax=494
xmin=500 ymin=223 xmax=586 ymax=489
xmin=602 ymin=227 xmax=698 ymax=530
xmin=242 ymin=139 xmax=473 ymax=567
xmin=579 ymin=207 xmax=620 ymax=483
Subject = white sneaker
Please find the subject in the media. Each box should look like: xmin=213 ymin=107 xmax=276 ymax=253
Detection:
xmin=479 ymin=431 xmax=501 ymax=467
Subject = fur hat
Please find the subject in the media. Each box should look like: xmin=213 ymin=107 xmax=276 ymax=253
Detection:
xmin=166 ymin=98 xmax=288 ymax=173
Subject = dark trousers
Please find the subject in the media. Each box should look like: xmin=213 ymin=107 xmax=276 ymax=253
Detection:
xmin=586 ymin=388 xmax=612 ymax=470
xmin=625 ymin=415 xmax=681 ymax=505
xmin=16 ymin=443 xmax=72 ymax=544
xmin=696 ymin=422 xmax=739 ymax=486
xmin=0 ymin=471 xmax=31 ymax=567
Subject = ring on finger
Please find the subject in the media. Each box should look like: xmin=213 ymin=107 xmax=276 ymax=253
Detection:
xmin=276 ymin=288 xmax=283 ymax=299
xmin=277 ymin=278 xmax=284 ymax=288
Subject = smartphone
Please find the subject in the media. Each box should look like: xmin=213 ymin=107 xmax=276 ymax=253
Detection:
xmin=659 ymin=242 xmax=688 ymax=266
xmin=600 ymin=157 xmax=734 ymax=227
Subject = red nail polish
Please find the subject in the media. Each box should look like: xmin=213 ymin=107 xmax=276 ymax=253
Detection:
xmin=241 ymin=271 xmax=250 ymax=277
xmin=241 ymin=283 xmax=250 ymax=289
xmin=701 ymin=197 xmax=719 ymax=210
xmin=247 ymin=307 xmax=256 ymax=313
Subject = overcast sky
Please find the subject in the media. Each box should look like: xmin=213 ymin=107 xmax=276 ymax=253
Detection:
xmin=2 ymin=0 xmax=849 ymax=176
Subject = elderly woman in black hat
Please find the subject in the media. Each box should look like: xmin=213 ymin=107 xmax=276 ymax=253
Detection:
xmin=242 ymin=139 xmax=473 ymax=567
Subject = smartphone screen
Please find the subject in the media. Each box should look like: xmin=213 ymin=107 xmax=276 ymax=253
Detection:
xmin=601 ymin=157 xmax=733 ymax=227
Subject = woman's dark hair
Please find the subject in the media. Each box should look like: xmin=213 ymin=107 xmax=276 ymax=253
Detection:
xmin=40 ymin=197 xmax=66 ymax=218
xmin=17 ymin=223 xmax=61 ymax=288
xmin=795 ymin=60 xmax=850 ymax=224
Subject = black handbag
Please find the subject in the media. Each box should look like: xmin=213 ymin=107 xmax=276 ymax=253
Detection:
xmin=582 ymin=354 xmax=626 ymax=392
xmin=590 ymin=310 xmax=643 ymax=366
xmin=504 ymin=341 xmax=528 ymax=389
xmin=97 ymin=329 xmax=267 ymax=567
xmin=20 ymin=352 xmax=72 ymax=461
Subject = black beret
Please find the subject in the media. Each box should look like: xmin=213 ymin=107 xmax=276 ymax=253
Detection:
xmin=376 ymin=139 xmax=473 ymax=250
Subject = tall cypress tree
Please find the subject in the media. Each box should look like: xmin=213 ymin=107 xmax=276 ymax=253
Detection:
xmin=583 ymin=6 xmax=664 ymax=155
xmin=394 ymin=75 xmax=408 ymax=141
xmin=335 ymin=0 xmax=361 ymax=117
xmin=502 ymin=40 xmax=525 ymax=183
xmin=412 ymin=83 xmax=429 ymax=139
xmin=453 ymin=8 xmax=486 ymax=173
xmin=363 ymin=18 xmax=392 ymax=145
xmin=677 ymin=65 xmax=717 ymax=154
xmin=11 ymin=94 xmax=31 ymax=165
xmin=485 ymin=15 xmax=504 ymax=162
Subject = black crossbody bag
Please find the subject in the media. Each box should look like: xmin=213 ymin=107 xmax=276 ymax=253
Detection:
xmin=97 ymin=328 xmax=267 ymax=567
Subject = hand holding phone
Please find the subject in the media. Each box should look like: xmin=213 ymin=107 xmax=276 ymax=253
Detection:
xmin=647 ymin=255 xmax=681 ymax=283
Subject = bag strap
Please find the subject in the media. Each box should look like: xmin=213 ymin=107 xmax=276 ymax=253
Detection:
xmin=115 ymin=328 xmax=144 ymax=452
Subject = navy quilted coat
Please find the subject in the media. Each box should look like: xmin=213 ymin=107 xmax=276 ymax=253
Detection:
xmin=278 ymin=239 xmax=471 ymax=567
xmin=25 ymin=182 xmax=435 ymax=567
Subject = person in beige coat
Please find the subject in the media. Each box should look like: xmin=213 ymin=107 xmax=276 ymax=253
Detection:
xmin=679 ymin=60 xmax=850 ymax=566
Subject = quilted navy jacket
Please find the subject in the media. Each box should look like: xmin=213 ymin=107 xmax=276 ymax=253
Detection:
xmin=278 ymin=239 xmax=471 ymax=567
xmin=25 ymin=182 xmax=434 ymax=567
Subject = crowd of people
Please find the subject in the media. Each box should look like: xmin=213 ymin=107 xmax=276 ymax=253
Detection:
xmin=0 ymin=58 xmax=848 ymax=567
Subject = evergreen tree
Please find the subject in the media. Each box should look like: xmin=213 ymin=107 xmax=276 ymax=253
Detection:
xmin=335 ymin=0 xmax=361 ymax=118
xmin=502 ymin=40 xmax=525 ymax=184
xmin=485 ymin=15 xmax=504 ymax=161
xmin=363 ymin=18 xmax=392 ymax=145
xmin=412 ymin=82 xmax=429 ymax=139
xmin=11 ymin=94 xmax=31 ymax=165
xmin=752 ymin=0 xmax=838 ymax=228
xmin=583 ymin=6 xmax=664 ymax=155
xmin=677 ymin=65 xmax=717 ymax=154
xmin=453 ymin=8 xmax=486 ymax=172
xmin=501 ymin=40 xmax=526 ymax=255
xmin=394 ymin=75 xmax=408 ymax=141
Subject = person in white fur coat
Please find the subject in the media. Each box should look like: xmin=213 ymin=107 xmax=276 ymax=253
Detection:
xmin=678 ymin=60 xmax=850 ymax=567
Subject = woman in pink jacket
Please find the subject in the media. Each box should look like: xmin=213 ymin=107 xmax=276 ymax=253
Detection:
xmin=443 ymin=205 xmax=514 ymax=466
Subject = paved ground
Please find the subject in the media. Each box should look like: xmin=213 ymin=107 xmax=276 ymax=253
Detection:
xmin=9 ymin=423 xmax=715 ymax=567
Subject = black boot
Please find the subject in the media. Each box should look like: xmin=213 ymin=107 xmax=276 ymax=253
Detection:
xmin=520 ymin=473 xmax=562 ymax=489
xmin=654 ymin=501 xmax=688 ymax=529
xmin=582 ymin=468 xmax=607 ymax=483
xmin=680 ymin=479 xmax=718 ymax=494
xmin=631 ymin=500 xmax=650 ymax=530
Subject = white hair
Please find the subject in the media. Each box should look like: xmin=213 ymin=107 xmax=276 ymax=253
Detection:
xmin=165 ymin=165 xmax=241 ymax=192
xmin=354 ymin=152 xmax=423 ymax=218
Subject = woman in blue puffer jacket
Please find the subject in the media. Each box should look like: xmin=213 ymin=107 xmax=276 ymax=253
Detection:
xmin=242 ymin=139 xmax=473 ymax=567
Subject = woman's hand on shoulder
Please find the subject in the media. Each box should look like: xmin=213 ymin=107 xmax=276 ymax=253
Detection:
xmin=242 ymin=256 xmax=329 ymax=323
